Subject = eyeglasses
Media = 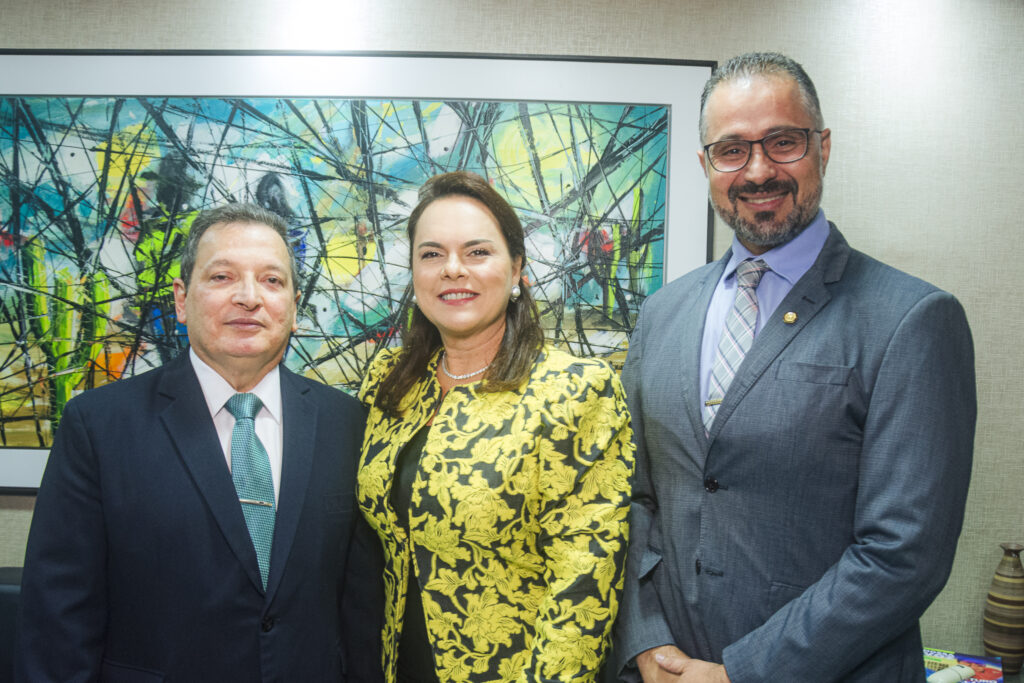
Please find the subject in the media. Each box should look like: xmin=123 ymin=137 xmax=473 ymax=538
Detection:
xmin=703 ymin=128 xmax=824 ymax=173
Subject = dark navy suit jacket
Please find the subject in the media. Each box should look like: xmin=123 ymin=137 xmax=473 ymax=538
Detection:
xmin=17 ymin=353 xmax=384 ymax=682
xmin=616 ymin=225 xmax=976 ymax=682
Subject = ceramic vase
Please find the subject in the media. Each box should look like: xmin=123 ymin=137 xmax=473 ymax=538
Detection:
xmin=983 ymin=542 xmax=1024 ymax=674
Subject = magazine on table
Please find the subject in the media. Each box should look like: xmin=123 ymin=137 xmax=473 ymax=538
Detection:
xmin=924 ymin=647 xmax=1003 ymax=682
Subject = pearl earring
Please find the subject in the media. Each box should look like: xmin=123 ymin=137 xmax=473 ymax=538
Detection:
xmin=510 ymin=285 xmax=521 ymax=301
xmin=411 ymin=293 xmax=417 ymax=305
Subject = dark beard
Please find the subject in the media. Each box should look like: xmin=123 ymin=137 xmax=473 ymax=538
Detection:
xmin=715 ymin=178 xmax=822 ymax=250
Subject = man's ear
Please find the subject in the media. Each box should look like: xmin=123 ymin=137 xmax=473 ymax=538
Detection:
xmin=172 ymin=278 xmax=188 ymax=324
xmin=818 ymin=128 xmax=832 ymax=174
xmin=697 ymin=149 xmax=710 ymax=179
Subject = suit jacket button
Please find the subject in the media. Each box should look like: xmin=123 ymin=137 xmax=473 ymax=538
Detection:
xmin=261 ymin=617 xmax=275 ymax=632
xmin=704 ymin=477 xmax=719 ymax=492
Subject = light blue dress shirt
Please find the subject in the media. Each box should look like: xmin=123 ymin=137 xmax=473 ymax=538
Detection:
xmin=699 ymin=210 xmax=830 ymax=409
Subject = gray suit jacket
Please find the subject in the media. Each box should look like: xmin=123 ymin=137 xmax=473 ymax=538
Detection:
xmin=614 ymin=225 xmax=976 ymax=682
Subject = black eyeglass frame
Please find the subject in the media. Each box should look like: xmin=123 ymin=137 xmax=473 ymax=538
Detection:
xmin=702 ymin=128 xmax=825 ymax=173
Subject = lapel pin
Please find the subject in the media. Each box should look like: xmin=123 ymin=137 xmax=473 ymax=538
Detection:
xmin=783 ymin=311 xmax=798 ymax=324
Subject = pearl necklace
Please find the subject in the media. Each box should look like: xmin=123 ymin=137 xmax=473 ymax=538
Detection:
xmin=440 ymin=352 xmax=491 ymax=380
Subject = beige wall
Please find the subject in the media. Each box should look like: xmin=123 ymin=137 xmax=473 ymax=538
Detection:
xmin=2 ymin=0 xmax=1022 ymax=658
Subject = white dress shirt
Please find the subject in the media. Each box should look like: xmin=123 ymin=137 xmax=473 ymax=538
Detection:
xmin=189 ymin=349 xmax=284 ymax=502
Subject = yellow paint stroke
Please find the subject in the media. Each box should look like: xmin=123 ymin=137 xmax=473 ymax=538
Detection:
xmin=95 ymin=124 xmax=158 ymax=196
xmin=321 ymin=231 xmax=376 ymax=285
xmin=492 ymin=111 xmax=598 ymax=204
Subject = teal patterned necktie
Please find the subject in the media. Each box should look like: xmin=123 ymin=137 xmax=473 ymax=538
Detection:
xmin=226 ymin=392 xmax=276 ymax=589
xmin=704 ymin=259 xmax=770 ymax=432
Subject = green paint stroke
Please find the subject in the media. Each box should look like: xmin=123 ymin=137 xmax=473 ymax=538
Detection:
xmin=22 ymin=240 xmax=111 ymax=425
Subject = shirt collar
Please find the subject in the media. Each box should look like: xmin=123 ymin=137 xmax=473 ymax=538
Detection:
xmin=189 ymin=348 xmax=282 ymax=424
xmin=724 ymin=209 xmax=830 ymax=285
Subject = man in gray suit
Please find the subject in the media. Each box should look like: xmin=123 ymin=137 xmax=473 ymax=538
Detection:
xmin=614 ymin=53 xmax=976 ymax=682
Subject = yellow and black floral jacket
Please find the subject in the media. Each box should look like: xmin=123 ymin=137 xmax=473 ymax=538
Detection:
xmin=357 ymin=345 xmax=634 ymax=683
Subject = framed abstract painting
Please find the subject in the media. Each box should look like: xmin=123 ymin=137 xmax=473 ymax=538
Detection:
xmin=0 ymin=51 xmax=713 ymax=488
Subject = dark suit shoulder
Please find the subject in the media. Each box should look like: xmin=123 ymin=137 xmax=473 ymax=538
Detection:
xmin=834 ymin=245 xmax=962 ymax=323
xmin=842 ymin=247 xmax=944 ymax=294
xmin=641 ymin=259 xmax=724 ymax=312
xmin=283 ymin=368 xmax=362 ymax=410
xmin=62 ymin=354 xmax=184 ymax=417
xmin=820 ymin=223 xmax=951 ymax=301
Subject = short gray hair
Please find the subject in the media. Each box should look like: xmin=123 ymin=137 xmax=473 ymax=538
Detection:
xmin=179 ymin=202 xmax=297 ymax=290
xmin=699 ymin=52 xmax=824 ymax=143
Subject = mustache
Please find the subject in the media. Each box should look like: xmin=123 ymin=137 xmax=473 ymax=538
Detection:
xmin=727 ymin=179 xmax=797 ymax=203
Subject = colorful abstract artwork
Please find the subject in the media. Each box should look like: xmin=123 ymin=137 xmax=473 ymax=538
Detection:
xmin=0 ymin=94 xmax=670 ymax=447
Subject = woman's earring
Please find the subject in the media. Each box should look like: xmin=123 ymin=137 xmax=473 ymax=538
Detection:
xmin=411 ymin=293 xmax=417 ymax=305
xmin=510 ymin=285 xmax=521 ymax=301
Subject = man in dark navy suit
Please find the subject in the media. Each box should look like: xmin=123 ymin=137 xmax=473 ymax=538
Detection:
xmin=17 ymin=203 xmax=383 ymax=682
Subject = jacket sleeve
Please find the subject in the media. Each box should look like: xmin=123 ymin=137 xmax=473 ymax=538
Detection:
xmin=338 ymin=394 xmax=387 ymax=683
xmin=16 ymin=399 xmax=108 ymax=683
xmin=721 ymin=291 xmax=977 ymax=682
xmin=526 ymin=361 xmax=635 ymax=682
xmin=612 ymin=304 xmax=678 ymax=682
xmin=339 ymin=511 xmax=387 ymax=682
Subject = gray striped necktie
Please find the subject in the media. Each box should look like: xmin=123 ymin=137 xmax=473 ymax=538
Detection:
xmin=704 ymin=259 xmax=769 ymax=431
xmin=226 ymin=392 xmax=276 ymax=589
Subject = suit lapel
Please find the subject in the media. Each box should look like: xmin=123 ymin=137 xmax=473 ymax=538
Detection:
xmin=158 ymin=355 xmax=265 ymax=593
xmin=264 ymin=367 xmax=317 ymax=600
xmin=707 ymin=225 xmax=850 ymax=439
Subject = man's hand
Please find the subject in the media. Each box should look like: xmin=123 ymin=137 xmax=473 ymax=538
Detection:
xmin=636 ymin=645 xmax=730 ymax=683
xmin=637 ymin=645 xmax=687 ymax=682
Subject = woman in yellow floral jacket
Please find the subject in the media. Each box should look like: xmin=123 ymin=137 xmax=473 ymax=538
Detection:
xmin=357 ymin=171 xmax=634 ymax=683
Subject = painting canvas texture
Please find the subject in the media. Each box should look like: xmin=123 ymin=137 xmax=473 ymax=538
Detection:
xmin=0 ymin=95 xmax=668 ymax=448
